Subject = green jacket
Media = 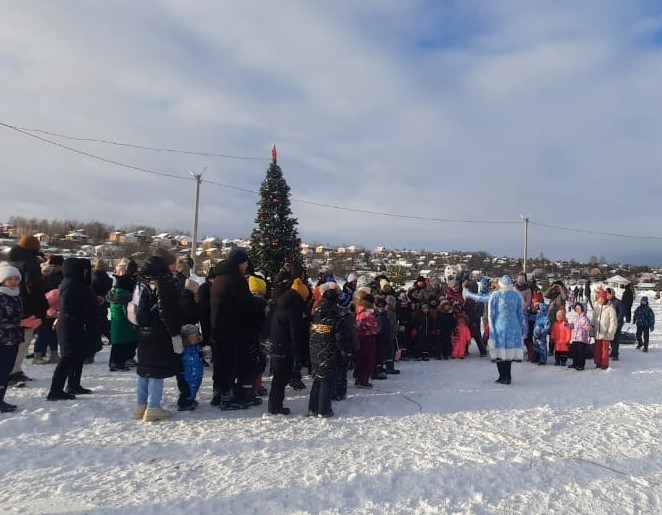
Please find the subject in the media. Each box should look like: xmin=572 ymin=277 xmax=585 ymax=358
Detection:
xmin=108 ymin=287 xmax=139 ymax=344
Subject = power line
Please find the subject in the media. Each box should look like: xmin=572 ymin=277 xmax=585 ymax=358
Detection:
xmin=15 ymin=124 xmax=269 ymax=161
xmin=202 ymin=178 xmax=519 ymax=225
xmin=529 ymin=221 xmax=662 ymax=242
xmin=3 ymin=118 xmax=662 ymax=240
xmin=0 ymin=120 xmax=191 ymax=181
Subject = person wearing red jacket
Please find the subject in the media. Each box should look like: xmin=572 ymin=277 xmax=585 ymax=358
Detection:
xmin=550 ymin=309 xmax=572 ymax=366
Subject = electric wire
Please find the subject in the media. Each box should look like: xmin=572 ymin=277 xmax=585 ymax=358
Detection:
xmin=0 ymin=120 xmax=190 ymax=181
xmin=3 ymin=118 xmax=661 ymax=240
xmin=14 ymin=124 xmax=269 ymax=161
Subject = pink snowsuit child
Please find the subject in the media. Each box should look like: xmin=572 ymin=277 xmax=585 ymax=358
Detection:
xmin=355 ymin=293 xmax=379 ymax=388
xmin=451 ymin=314 xmax=471 ymax=359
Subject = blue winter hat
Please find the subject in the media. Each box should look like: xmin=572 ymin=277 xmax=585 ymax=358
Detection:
xmin=498 ymin=275 xmax=513 ymax=288
xmin=642 ymin=296 xmax=649 ymax=303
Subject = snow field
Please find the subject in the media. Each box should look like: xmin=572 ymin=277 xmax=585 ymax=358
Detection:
xmin=1 ymin=295 xmax=662 ymax=514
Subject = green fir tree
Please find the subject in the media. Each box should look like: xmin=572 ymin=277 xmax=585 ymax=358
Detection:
xmin=249 ymin=146 xmax=303 ymax=279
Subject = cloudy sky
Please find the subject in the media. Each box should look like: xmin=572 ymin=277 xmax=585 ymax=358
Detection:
xmin=2 ymin=1 xmax=662 ymax=264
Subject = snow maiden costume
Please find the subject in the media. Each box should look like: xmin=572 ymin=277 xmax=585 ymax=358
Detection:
xmin=464 ymin=275 xmax=524 ymax=384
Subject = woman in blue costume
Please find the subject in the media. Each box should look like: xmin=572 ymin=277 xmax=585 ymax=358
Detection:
xmin=463 ymin=275 xmax=524 ymax=384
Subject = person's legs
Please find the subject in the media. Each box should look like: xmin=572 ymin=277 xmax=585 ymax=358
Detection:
xmin=268 ymin=357 xmax=292 ymax=414
xmin=643 ymin=327 xmax=650 ymax=351
xmin=0 ymin=345 xmax=19 ymax=409
xmin=308 ymin=378 xmax=321 ymax=414
xmin=636 ymin=326 xmax=644 ymax=348
xmin=318 ymin=375 xmax=335 ymax=416
xmin=575 ymin=343 xmax=586 ymax=370
xmin=11 ymin=328 xmax=34 ymax=376
xmin=146 ymin=378 xmax=165 ymax=408
xmin=66 ymin=357 xmax=87 ymax=392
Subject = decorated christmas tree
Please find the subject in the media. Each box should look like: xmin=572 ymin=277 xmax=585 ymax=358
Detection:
xmin=249 ymin=145 xmax=303 ymax=279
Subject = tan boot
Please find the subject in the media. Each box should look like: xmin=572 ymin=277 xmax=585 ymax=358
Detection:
xmin=143 ymin=406 xmax=172 ymax=422
xmin=33 ymin=353 xmax=47 ymax=365
xmin=47 ymin=351 xmax=60 ymax=364
xmin=133 ymin=405 xmax=147 ymax=420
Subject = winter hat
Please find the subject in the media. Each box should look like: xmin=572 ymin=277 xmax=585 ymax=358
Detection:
xmin=641 ymin=296 xmax=649 ymax=303
xmin=181 ymin=324 xmax=201 ymax=337
xmin=291 ymin=278 xmax=310 ymax=301
xmin=153 ymin=248 xmax=176 ymax=266
xmin=228 ymin=249 xmax=250 ymax=266
xmin=0 ymin=262 xmax=21 ymax=283
xmin=346 ymin=273 xmax=358 ymax=284
xmin=356 ymin=275 xmax=371 ymax=289
xmin=597 ymin=290 xmax=609 ymax=301
xmin=498 ymin=275 xmax=513 ymax=289
xmin=18 ymin=235 xmax=40 ymax=251
xmin=416 ymin=276 xmax=426 ymax=284
xmin=48 ymin=255 xmax=64 ymax=266
xmin=319 ymin=281 xmax=340 ymax=296
xmin=249 ymin=275 xmax=267 ymax=295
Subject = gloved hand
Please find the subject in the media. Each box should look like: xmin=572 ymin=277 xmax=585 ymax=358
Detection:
xmin=171 ymin=335 xmax=184 ymax=354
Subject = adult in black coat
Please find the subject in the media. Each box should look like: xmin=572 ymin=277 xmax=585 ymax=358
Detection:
xmin=47 ymin=258 xmax=102 ymax=400
xmin=308 ymin=285 xmax=356 ymax=417
xmin=210 ymin=249 xmax=257 ymax=409
xmin=463 ymin=281 xmax=487 ymax=356
xmin=92 ymin=261 xmax=113 ymax=341
xmin=135 ymin=256 xmax=183 ymax=381
xmin=621 ymin=284 xmax=635 ymax=324
xmin=268 ymin=279 xmax=310 ymax=415
xmin=8 ymin=238 xmax=49 ymax=383
xmin=197 ymin=268 xmax=216 ymax=344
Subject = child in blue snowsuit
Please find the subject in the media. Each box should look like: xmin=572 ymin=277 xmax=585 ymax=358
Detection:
xmin=532 ymin=303 xmax=551 ymax=365
xmin=177 ymin=324 xmax=203 ymax=411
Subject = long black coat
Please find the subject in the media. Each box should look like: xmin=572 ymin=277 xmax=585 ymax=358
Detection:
xmin=197 ymin=280 xmax=212 ymax=343
xmin=270 ymin=289 xmax=308 ymax=361
xmin=309 ymin=298 xmax=355 ymax=380
xmin=136 ymin=256 xmax=183 ymax=379
xmin=8 ymin=245 xmax=48 ymax=319
xmin=56 ymin=258 xmax=102 ymax=359
xmin=210 ymin=260 xmax=257 ymax=346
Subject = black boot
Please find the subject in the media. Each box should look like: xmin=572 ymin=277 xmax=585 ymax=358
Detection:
xmin=0 ymin=387 xmax=17 ymax=413
xmin=385 ymin=360 xmax=400 ymax=375
xmin=47 ymin=391 xmax=76 ymax=401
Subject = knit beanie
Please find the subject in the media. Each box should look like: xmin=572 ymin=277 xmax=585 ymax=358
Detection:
xmin=319 ymin=281 xmax=339 ymax=296
xmin=19 ymin=235 xmax=40 ymax=252
xmin=181 ymin=324 xmax=200 ymax=337
xmin=228 ymin=249 xmax=250 ymax=266
xmin=641 ymin=296 xmax=649 ymax=303
xmin=0 ymin=262 xmax=21 ymax=283
xmin=153 ymin=248 xmax=176 ymax=266
xmin=291 ymin=278 xmax=310 ymax=301
xmin=249 ymin=275 xmax=267 ymax=295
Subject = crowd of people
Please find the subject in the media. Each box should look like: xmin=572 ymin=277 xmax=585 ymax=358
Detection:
xmin=0 ymin=235 xmax=656 ymax=419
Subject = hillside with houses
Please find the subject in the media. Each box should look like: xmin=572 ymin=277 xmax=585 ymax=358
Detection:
xmin=1 ymin=219 xmax=660 ymax=293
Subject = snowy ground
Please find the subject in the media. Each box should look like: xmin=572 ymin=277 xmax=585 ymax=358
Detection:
xmin=2 ymin=295 xmax=662 ymax=514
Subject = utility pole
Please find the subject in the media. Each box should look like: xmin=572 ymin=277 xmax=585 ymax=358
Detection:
xmin=521 ymin=215 xmax=530 ymax=276
xmin=190 ymin=170 xmax=204 ymax=273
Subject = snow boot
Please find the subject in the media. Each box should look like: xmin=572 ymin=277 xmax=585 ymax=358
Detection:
xmin=47 ymin=351 xmax=60 ymax=364
xmin=133 ymin=405 xmax=147 ymax=420
xmin=33 ymin=352 xmax=47 ymax=365
xmin=317 ymin=410 xmax=334 ymax=418
xmin=67 ymin=386 xmax=92 ymax=395
xmin=219 ymin=393 xmax=247 ymax=411
xmin=0 ymin=387 xmax=17 ymax=413
xmin=143 ymin=406 xmax=172 ymax=422
xmin=385 ymin=360 xmax=400 ymax=374
xmin=8 ymin=373 xmax=26 ymax=388
xmin=47 ymin=391 xmax=76 ymax=401
xmin=268 ymin=407 xmax=291 ymax=415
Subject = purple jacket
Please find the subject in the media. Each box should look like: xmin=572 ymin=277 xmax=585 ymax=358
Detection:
xmin=569 ymin=313 xmax=592 ymax=343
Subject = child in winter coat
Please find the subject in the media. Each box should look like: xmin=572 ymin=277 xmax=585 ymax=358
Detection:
xmin=0 ymin=264 xmax=23 ymax=413
xmin=568 ymin=302 xmax=593 ymax=371
xmin=451 ymin=314 xmax=471 ymax=359
xmin=633 ymin=296 xmax=655 ymax=352
xmin=178 ymin=324 xmax=203 ymax=411
xmin=355 ymin=292 xmax=379 ymax=388
xmin=372 ymin=297 xmax=391 ymax=380
xmin=532 ymin=303 xmax=551 ymax=365
xmin=550 ymin=309 xmax=572 ymax=366
xmin=437 ymin=300 xmax=456 ymax=359
xmin=412 ymin=303 xmax=432 ymax=361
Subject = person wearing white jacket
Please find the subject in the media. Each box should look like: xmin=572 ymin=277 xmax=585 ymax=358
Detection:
xmin=592 ymin=290 xmax=617 ymax=370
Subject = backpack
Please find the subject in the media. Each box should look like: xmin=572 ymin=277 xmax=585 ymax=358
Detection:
xmin=127 ymin=280 xmax=156 ymax=327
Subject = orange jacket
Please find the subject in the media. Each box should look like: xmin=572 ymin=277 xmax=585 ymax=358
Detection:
xmin=550 ymin=319 xmax=572 ymax=352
